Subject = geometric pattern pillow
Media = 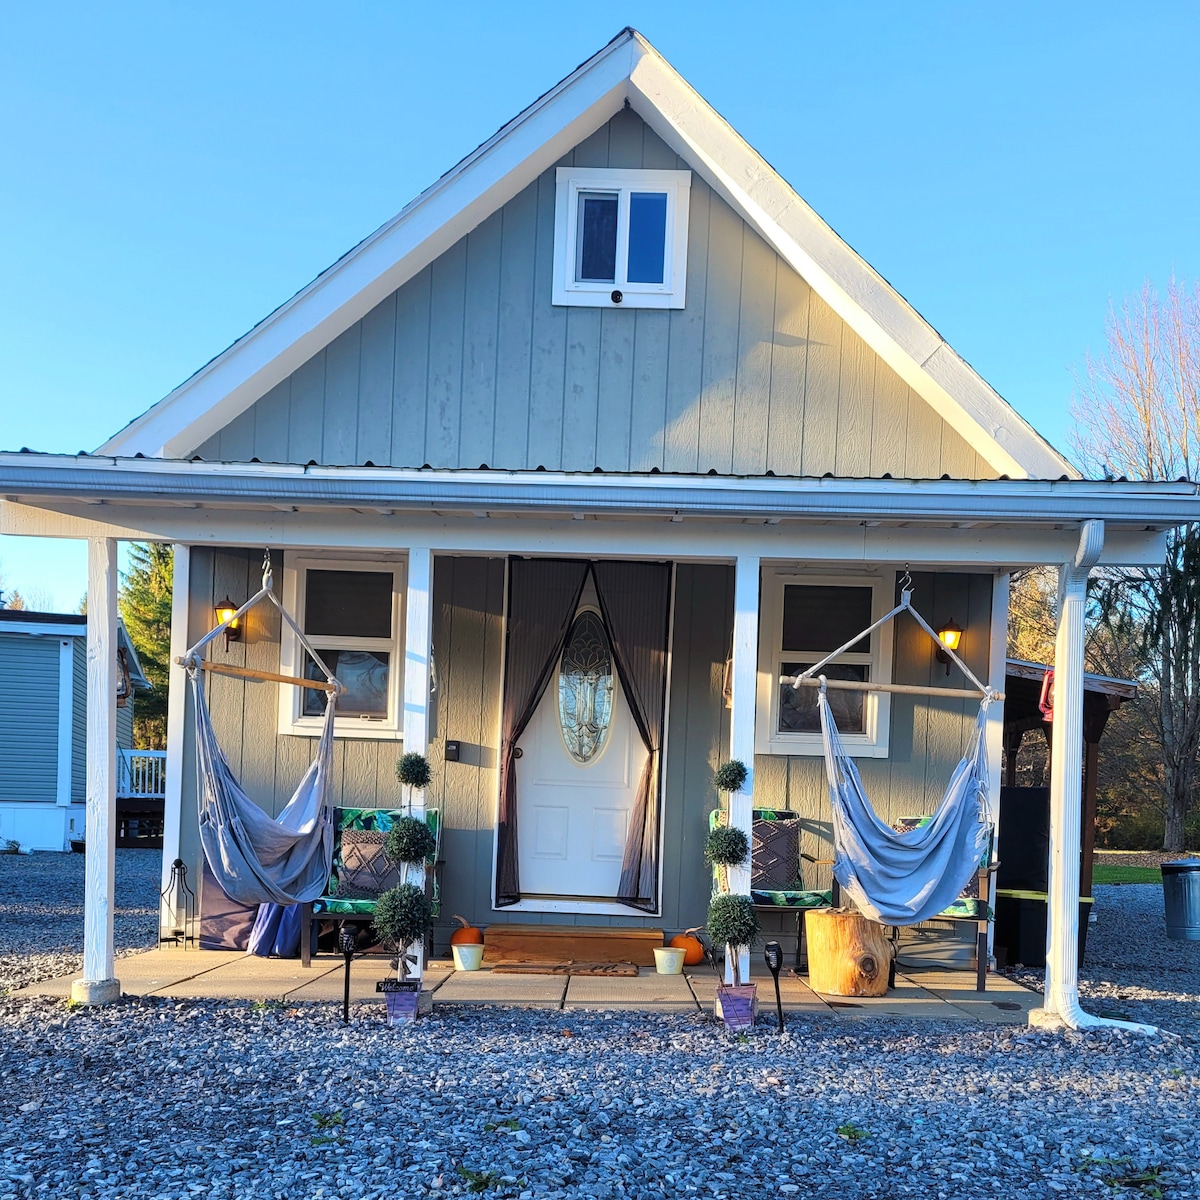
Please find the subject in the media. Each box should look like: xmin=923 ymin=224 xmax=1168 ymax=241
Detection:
xmin=335 ymin=831 xmax=400 ymax=899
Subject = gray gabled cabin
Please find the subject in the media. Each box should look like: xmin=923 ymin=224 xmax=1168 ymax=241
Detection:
xmin=0 ymin=610 xmax=146 ymax=850
xmin=1 ymin=29 xmax=1195 ymax=1025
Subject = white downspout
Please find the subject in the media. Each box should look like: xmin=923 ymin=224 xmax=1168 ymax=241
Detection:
xmin=1031 ymin=519 xmax=1155 ymax=1035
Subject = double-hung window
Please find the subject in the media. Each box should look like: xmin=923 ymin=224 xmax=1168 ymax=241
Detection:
xmin=552 ymin=168 xmax=691 ymax=308
xmin=757 ymin=572 xmax=894 ymax=757
xmin=278 ymin=555 xmax=406 ymax=739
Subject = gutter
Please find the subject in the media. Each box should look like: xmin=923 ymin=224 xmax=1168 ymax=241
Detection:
xmin=1 ymin=457 xmax=1197 ymax=526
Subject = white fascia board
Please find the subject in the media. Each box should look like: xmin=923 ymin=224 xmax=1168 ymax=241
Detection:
xmin=0 ymin=453 xmax=1195 ymax=520
xmin=0 ymin=620 xmax=86 ymax=637
xmin=98 ymin=42 xmax=638 ymax=460
xmin=625 ymin=51 xmax=1077 ymax=481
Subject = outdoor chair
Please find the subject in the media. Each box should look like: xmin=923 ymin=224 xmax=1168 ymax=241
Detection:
xmin=709 ymin=808 xmax=833 ymax=966
xmin=299 ymin=806 xmax=441 ymax=967
xmin=885 ymin=815 xmax=997 ymax=991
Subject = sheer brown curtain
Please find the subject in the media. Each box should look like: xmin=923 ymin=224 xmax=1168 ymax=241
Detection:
xmin=494 ymin=558 xmax=590 ymax=907
xmin=593 ymin=561 xmax=673 ymax=911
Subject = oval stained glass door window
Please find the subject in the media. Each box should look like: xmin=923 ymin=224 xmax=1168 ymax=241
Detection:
xmin=558 ymin=610 xmax=615 ymax=764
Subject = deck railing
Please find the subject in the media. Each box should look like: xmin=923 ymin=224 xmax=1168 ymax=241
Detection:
xmin=117 ymin=749 xmax=167 ymax=800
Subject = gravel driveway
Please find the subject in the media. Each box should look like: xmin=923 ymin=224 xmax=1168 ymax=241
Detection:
xmin=0 ymin=859 xmax=1196 ymax=1199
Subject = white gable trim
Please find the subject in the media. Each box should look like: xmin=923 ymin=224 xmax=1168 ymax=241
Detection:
xmin=99 ymin=30 xmax=1076 ymax=480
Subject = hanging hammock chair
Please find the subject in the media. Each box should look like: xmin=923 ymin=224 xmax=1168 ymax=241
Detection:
xmin=176 ymin=553 xmax=343 ymax=907
xmin=788 ymin=580 xmax=997 ymax=926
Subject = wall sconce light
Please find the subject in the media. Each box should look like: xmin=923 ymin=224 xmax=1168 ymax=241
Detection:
xmin=934 ymin=620 xmax=963 ymax=675
xmin=215 ymin=596 xmax=241 ymax=645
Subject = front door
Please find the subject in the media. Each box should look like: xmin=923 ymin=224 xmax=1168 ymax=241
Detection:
xmin=515 ymin=604 xmax=647 ymax=900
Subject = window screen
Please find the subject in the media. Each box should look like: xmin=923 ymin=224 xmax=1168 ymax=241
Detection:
xmin=303 ymin=650 xmax=390 ymax=718
xmin=626 ymin=192 xmax=667 ymax=284
xmin=576 ymin=192 xmax=618 ymax=282
xmin=779 ymin=662 xmax=867 ymax=734
xmin=781 ymin=585 xmax=873 ymax=653
xmin=304 ymin=570 xmax=392 ymax=638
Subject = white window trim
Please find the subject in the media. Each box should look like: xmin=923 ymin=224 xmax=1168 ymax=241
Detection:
xmin=756 ymin=570 xmax=894 ymax=758
xmin=552 ymin=167 xmax=691 ymax=309
xmin=278 ymin=553 xmax=407 ymax=740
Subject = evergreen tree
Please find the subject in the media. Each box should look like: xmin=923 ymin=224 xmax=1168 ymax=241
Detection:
xmin=119 ymin=543 xmax=173 ymax=748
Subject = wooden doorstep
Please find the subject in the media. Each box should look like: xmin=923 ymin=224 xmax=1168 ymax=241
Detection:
xmin=483 ymin=924 xmax=664 ymax=967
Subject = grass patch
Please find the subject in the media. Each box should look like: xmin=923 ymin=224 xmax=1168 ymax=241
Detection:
xmin=1093 ymin=864 xmax=1162 ymax=885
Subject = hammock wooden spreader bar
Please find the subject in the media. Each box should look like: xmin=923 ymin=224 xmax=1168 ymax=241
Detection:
xmin=174 ymin=657 xmax=339 ymax=693
xmin=178 ymin=550 xmax=343 ymax=697
xmin=789 ymin=581 xmax=998 ymax=702
xmin=783 ymin=675 xmax=1004 ymax=702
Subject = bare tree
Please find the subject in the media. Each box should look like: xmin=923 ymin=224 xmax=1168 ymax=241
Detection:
xmin=1073 ymin=278 xmax=1200 ymax=851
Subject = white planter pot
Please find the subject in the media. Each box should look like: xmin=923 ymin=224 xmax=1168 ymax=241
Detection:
xmin=653 ymin=946 xmax=686 ymax=975
xmin=452 ymin=943 xmax=484 ymax=971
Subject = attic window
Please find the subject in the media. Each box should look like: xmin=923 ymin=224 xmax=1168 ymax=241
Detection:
xmin=553 ymin=168 xmax=691 ymax=308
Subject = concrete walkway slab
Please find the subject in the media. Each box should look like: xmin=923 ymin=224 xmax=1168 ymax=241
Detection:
xmin=16 ymin=949 xmax=235 ymax=998
xmin=154 ymin=954 xmax=341 ymax=1000
xmin=285 ymin=959 xmax=451 ymax=1003
xmin=434 ymin=969 xmax=567 ymax=1007
xmin=564 ymin=969 xmax=697 ymax=1011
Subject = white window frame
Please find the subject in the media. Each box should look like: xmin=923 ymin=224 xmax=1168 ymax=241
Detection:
xmin=278 ymin=553 xmax=407 ymax=740
xmin=756 ymin=570 xmax=894 ymax=758
xmin=552 ymin=167 xmax=691 ymax=309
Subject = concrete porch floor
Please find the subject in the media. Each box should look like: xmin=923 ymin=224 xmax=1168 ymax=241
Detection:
xmin=18 ymin=948 xmax=1041 ymax=1023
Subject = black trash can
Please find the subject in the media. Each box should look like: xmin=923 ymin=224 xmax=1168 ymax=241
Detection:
xmin=1161 ymin=859 xmax=1200 ymax=941
xmin=993 ymin=890 xmax=1091 ymax=969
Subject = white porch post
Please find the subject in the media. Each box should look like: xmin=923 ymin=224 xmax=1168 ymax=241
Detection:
xmin=160 ymin=544 xmax=190 ymax=915
xmin=984 ymin=572 xmax=1009 ymax=963
xmin=72 ymin=537 xmax=121 ymax=1005
xmin=726 ymin=553 xmax=759 ymax=984
xmin=1033 ymin=520 xmax=1153 ymax=1033
xmin=402 ymin=545 xmax=433 ymax=979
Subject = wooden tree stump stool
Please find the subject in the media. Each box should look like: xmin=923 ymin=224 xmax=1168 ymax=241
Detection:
xmin=805 ymin=908 xmax=892 ymax=997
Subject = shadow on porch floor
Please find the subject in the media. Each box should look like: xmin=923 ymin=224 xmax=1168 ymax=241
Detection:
xmin=16 ymin=949 xmax=1040 ymax=1023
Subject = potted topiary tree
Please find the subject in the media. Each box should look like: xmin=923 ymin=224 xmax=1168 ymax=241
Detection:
xmin=384 ymin=815 xmax=437 ymax=887
xmin=707 ymin=892 xmax=760 ymax=1032
xmin=373 ymin=882 xmax=435 ymax=1024
xmin=395 ymin=751 xmax=432 ymax=812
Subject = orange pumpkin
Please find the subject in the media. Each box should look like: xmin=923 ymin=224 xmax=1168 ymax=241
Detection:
xmin=449 ymin=914 xmax=484 ymax=946
xmin=670 ymin=926 xmax=706 ymax=966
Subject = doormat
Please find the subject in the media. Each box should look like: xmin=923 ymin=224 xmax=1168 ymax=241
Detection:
xmin=491 ymin=961 xmax=640 ymax=977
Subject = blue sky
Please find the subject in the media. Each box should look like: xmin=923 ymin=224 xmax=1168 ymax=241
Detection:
xmin=2 ymin=2 xmax=1198 ymax=609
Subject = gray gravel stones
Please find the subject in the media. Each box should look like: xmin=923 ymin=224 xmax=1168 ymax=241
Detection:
xmin=0 ymin=998 xmax=1196 ymax=1199
xmin=0 ymin=850 xmax=158 ymax=996
xmin=1 ymin=861 xmax=1197 ymax=1198
xmin=1010 ymin=883 xmax=1200 ymax=1034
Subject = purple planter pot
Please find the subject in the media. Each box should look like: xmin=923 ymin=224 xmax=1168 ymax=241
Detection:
xmin=384 ymin=988 xmax=420 ymax=1025
xmin=717 ymin=983 xmax=758 ymax=1032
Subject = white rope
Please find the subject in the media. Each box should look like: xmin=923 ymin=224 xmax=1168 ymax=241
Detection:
xmin=792 ymin=588 xmax=994 ymax=700
xmin=180 ymin=550 xmax=342 ymax=693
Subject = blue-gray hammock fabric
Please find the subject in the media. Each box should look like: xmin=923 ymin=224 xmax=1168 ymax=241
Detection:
xmin=191 ymin=670 xmax=336 ymax=907
xmin=818 ymin=685 xmax=992 ymax=926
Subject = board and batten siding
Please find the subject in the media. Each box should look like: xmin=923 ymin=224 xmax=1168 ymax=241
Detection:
xmin=192 ymin=110 xmax=993 ymax=481
xmin=0 ymin=633 xmax=60 ymax=803
xmin=177 ymin=551 xmax=992 ymax=945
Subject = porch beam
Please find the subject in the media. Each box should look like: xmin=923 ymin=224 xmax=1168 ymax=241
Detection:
xmin=726 ymin=553 xmax=759 ymax=985
xmin=1033 ymin=521 xmax=1153 ymax=1034
xmin=72 ymin=537 xmax=121 ymax=1006
xmin=1 ymin=500 xmax=1171 ymax=568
